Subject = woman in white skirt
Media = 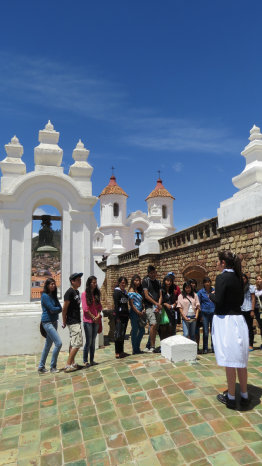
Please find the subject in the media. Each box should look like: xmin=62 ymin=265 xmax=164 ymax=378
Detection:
xmin=210 ymin=250 xmax=249 ymax=410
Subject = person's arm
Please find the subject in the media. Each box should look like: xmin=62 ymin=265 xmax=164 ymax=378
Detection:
xmin=42 ymin=294 xmax=62 ymax=314
xmin=62 ymin=301 xmax=70 ymax=328
xmin=94 ymin=303 xmax=102 ymax=323
xmin=251 ymin=292 xmax=255 ymax=317
xmin=113 ymin=289 xmax=121 ymax=319
xmin=177 ymin=296 xmax=190 ymax=321
xmin=81 ymin=292 xmax=96 ymax=323
xmin=209 ymin=275 xmax=225 ymax=307
xmin=129 ymin=296 xmax=143 ymax=316
xmin=194 ymin=293 xmax=200 ymax=320
xmin=143 ymin=289 xmax=161 ymax=309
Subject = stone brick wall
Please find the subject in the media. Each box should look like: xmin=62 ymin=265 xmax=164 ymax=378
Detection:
xmin=99 ymin=216 xmax=262 ymax=312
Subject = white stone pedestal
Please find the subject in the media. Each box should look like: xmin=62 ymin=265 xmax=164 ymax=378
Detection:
xmin=161 ymin=335 xmax=197 ymax=363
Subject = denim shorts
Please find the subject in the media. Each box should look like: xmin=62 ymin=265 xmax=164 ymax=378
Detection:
xmin=68 ymin=323 xmax=83 ymax=348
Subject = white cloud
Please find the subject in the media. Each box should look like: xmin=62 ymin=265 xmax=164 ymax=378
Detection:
xmin=173 ymin=162 xmax=183 ymax=172
xmin=0 ymin=53 xmax=126 ymax=121
xmin=122 ymin=116 xmax=243 ymax=155
xmin=0 ymin=52 xmax=244 ymax=157
xmin=32 ymin=232 xmax=38 ymax=238
xmin=33 ymin=207 xmax=47 ymax=216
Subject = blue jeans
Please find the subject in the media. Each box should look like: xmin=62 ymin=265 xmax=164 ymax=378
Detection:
xmin=83 ymin=322 xmax=99 ymax=363
xmin=130 ymin=310 xmax=145 ymax=354
xmin=202 ymin=313 xmax=214 ymax=351
xmin=182 ymin=319 xmax=196 ymax=341
xmin=39 ymin=321 xmax=62 ymax=370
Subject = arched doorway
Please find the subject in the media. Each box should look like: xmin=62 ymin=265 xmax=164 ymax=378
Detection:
xmin=31 ymin=205 xmax=62 ymax=300
xmin=183 ymin=264 xmax=207 ymax=290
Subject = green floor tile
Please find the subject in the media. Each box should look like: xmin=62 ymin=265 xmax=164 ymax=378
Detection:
xmin=190 ymin=421 xmax=215 ymax=440
xmin=150 ymin=434 xmax=174 ymax=452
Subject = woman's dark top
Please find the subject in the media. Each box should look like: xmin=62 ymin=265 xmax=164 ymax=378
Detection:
xmin=113 ymin=287 xmax=129 ymax=319
xmin=210 ymin=271 xmax=244 ymax=316
xmin=162 ymin=289 xmax=177 ymax=325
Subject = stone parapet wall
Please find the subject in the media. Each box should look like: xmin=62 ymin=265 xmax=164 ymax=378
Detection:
xmin=99 ymin=216 xmax=262 ymax=310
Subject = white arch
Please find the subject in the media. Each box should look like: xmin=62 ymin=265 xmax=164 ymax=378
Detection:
xmin=0 ymin=171 xmax=97 ymax=304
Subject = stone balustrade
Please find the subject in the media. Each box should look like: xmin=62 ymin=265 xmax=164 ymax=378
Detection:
xmin=118 ymin=248 xmax=139 ymax=264
xmin=159 ymin=217 xmax=219 ymax=252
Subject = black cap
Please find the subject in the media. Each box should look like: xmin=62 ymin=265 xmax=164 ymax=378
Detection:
xmin=69 ymin=272 xmax=83 ymax=281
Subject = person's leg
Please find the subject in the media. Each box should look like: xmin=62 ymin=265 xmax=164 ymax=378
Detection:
xmin=68 ymin=347 xmax=79 ymax=365
xmin=225 ymin=367 xmax=236 ymax=397
xmin=182 ymin=320 xmax=189 ymax=338
xmin=67 ymin=324 xmax=82 ymax=366
xmin=83 ymin=322 xmax=92 ymax=364
xmin=137 ymin=325 xmax=145 ymax=352
xmin=237 ymin=367 xmax=248 ymax=394
xmin=254 ymin=308 xmax=262 ymax=343
xmin=121 ymin=320 xmax=128 ymax=354
xmin=39 ymin=323 xmax=53 ymax=369
xmin=90 ymin=323 xmax=99 ymax=363
xmin=243 ymin=312 xmax=254 ymax=348
xmin=49 ymin=322 xmax=62 ymax=369
xmin=150 ymin=324 xmax=157 ymax=348
xmin=202 ymin=313 xmax=209 ymax=351
xmin=130 ymin=312 xmax=139 ymax=353
xmin=189 ymin=320 xmax=197 ymax=341
xmin=209 ymin=314 xmax=214 ymax=351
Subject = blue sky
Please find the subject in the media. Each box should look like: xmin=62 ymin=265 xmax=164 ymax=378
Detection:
xmin=1 ymin=1 xmax=262 ymax=233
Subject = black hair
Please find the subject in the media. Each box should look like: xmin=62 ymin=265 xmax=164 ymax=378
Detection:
xmin=129 ymin=274 xmax=143 ymax=294
xmin=85 ymin=275 xmax=101 ymax=305
xmin=242 ymin=273 xmax=249 ymax=293
xmin=182 ymin=281 xmax=194 ymax=298
xmin=188 ymin=278 xmax=197 ymax=286
xmin=147 ymin=265 xmax=156 ymax=274
xmin=218 ymin=250 xmax=242 ymax=280
xmin=162 ymin=275 xmax=174 ymax=293
xmin=43 ymin=278 xmax=58 ymax=300
xmin=203 ymin=277 xmax=211 ymax=285
xmin=117 ymin=276 xmax=128 ymax=286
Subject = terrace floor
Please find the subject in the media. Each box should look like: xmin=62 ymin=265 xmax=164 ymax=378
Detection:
xmin=0 ymin=331 xmax=261 ymax=466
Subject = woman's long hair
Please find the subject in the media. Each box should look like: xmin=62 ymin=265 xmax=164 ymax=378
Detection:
xmin=182 ymin=281 xmax=194 ymax=298
xmin=43 ymin=278 xmax=58 ymax=300
xmin=218 ymin=250 xmax=242 ymax=280
xmin=162 ymin=276 xmax=174 ymax=294
xmin=129 ymin=274 xmax=143 ymax=294
xmin=85 ymin=275 xmax=101 ymax=305
xmin=242 ymin=273 xmax=249 ymax=294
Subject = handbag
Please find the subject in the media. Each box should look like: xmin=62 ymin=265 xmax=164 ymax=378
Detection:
xmin=98 ymin=315 xmax=103 ymax=334
xmin=160 ymin=308 xmax=170 ymax=325
xmin=114 ymin=319 xmax=127 ymax=342
xmin=40 ymin=322 xmax=47 ymax=338
xmin=138 ymin=313 xmax=147 ymax=328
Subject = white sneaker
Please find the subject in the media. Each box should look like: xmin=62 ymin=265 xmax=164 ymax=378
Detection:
xmin=64 ymin=365 xmax=77 ymax=373
xmin=144 ymin=348 xmax=150 ymax=353
xmin=149 ymin=347 xmax=155 ymax=353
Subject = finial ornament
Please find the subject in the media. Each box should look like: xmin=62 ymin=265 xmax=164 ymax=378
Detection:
xmin=76 ymin=139 xmax=84 ymax=149
xmin=249 ymin=124 xmax=262 ymax=141
xmin=11 ymin=135 xmax=19 ymax=144
xmin=111 ymin=166 xmax=115 ymax=176
xmin=157 ymin=169 xmax=161 ymax=179
xmin=45 ymin=120 xmax=54 ymax=131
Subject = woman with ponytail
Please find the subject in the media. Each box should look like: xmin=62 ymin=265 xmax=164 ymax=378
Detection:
xmin=210 ymin=251 xmax=249 ymax=410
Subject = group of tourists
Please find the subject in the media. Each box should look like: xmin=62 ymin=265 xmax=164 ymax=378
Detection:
xmin=38 ymin=273 xmax=102 ymax=374
xmin=38 ymin=250 xmax=262 ymax=410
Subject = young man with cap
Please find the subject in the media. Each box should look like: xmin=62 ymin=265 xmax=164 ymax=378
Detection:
xmin=62 ymin=273 xmax=83 ymax=372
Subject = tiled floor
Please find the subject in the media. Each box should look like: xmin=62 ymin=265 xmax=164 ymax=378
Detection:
xmin=0 ymin=332 xmax=261 ymax=465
